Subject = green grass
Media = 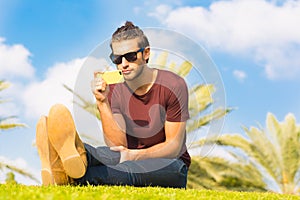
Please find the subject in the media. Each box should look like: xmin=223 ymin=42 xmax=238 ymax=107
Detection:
xmin=1 ymin=184 xmax=298 ymax=200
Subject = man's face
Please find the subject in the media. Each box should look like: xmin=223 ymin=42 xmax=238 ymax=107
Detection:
xmin=111 ymin=38 xmax=149 ymax=81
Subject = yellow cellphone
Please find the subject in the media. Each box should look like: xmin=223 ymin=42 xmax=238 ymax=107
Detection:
xmin=97 ymin=70 xmax=124 ymax=84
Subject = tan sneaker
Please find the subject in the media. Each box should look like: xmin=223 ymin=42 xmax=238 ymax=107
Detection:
xmin=47 ymin=104 xmax=87 ymax=179
xmin=49 ymin=139 xmax=70 ymax=185
xmin=36 ymin=116 xmax=69 ymax=185
xmin=36 ymin=116 xmax=54 ymax=185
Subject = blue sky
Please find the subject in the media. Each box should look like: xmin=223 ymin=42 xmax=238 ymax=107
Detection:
xmin=1 ymin=0 xmax=300 ymax=185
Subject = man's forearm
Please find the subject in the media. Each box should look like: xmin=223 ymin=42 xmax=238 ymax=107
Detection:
xmin=129 ymin=140 xmax=182 ymax=161
xmin=97 ymin=101 xmax=127 ymax=147
xmin=128 ymin=121 xmax=186 ymax=161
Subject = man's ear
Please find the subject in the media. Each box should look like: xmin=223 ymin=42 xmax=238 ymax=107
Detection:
xmin=143 ymin=47 xmax=150 ymax=61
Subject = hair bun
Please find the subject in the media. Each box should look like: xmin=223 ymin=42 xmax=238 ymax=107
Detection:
xmin=125 ymin=21 xmax=135 ymax=27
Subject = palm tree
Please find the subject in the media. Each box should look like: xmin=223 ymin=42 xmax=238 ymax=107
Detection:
xmin=0 ymin=80 xmax=39 ymax=184
xmin=195 ymin=112 xmax=300 ymax=194
xmin=187 ymin=156 xmax=266 ymax=191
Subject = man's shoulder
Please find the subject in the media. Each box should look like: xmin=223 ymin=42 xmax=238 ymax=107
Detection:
xmin=157 ymin=69 xmax=186 ymax=86
xmin=157 ymin=68 xmax=180 ymax=77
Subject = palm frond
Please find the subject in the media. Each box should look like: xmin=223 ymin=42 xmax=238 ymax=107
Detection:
xmin=63 ymin=84 xmax=100 ymax=120
xmin=243 ymin=126 xmax=282 ymax=181
xmin=188 ymin=156 xmax=266 ymax=191
xmin=0 ymin=116 xmax=27 ymax=131
xmin=187 ymin=108 xmax=232 ymax=133
xmin=176 ymin=61 xmax=193 ymax=77
xmin=195 ymin=112 xmax=300 ymax=194
xmin=0 ymin=80 xmax=37 ymax=184
xmin=0 ymin=81 xmax=10 ymax=91
xmin=168 ymin=62 xmax=177 ymax=72
xmin=0 ymin=162 xmax=40 ymax=184
xmin=279 ymin=114 xmax=300 ymax=193
xmin=153 ymin=51 xmax=168 ymax=68
xmin=188 ymin=84 xmax=215 ymax=117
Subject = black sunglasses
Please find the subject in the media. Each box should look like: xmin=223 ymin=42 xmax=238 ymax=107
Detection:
xmin=110 ymin=48 xmax=144 ymax=64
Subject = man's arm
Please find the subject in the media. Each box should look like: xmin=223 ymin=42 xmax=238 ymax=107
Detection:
xmin=97 ymin=101 xmax=127 ymax=147
xmin=111 ymin=120 xmax=186 ymax=162
xmin=92 ymin=74 xmax=127 ymax=147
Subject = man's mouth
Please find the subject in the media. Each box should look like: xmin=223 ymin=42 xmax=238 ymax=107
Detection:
xmin=122 ymin=70 xmax=131 ymax=75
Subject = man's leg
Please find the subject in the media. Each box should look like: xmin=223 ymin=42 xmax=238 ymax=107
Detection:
xmin=84 ymin=144 xmax=120 ymax=166
xmin=47 ymin=104 xmax=87 ymax=179
xmin=74 ymin=145 xmax=188 ymax=188
xmin=37 ymin=104 xmax=187 ymax=188
xmin=36 ymin=116 xmax=69 ymax=185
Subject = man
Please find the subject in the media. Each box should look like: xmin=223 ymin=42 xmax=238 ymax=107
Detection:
xmin=36 ymin=21 xmax=191 ymax=188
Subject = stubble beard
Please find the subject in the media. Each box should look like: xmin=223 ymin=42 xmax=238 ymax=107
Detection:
xmin=124 ymin=64 xmax=145 ymax=82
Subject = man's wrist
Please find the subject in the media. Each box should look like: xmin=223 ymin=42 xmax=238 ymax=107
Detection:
xmin=96 ymin=99 xmax=109 ymax=110
xmin=129 ymin=149 xmax=148 ymax=161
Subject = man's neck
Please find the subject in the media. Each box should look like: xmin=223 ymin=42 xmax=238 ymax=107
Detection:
xmin=126 ymin=67 xmax=157 ymax=96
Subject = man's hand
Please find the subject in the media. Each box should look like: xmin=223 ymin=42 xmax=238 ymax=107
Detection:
xmin=110 ymin=146 xmax=135 ymax=163
xmin=91 ymin=72 xmax=109 ymax=103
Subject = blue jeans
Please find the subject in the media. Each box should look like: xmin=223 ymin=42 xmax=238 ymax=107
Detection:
xmin=74 ymin=144 xmax=188 ymax=188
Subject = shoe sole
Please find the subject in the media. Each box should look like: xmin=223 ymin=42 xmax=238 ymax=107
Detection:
xmin=41 ymin=169 xmax=53 ymax=185
xmin=47 ymin=104 xmax=86 ymax=178
xmin=36 ymin=116 xmax=54 ymax=185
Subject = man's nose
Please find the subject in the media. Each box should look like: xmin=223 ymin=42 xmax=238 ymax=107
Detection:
xmin=121 ymin=57 xmax=129 ymax=68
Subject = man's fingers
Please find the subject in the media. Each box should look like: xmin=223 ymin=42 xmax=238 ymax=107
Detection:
xmin=110 ymin=146 xmax=124 ymax=152
xmin=91 ymin=77 xmax=107 ymax=92
xmin=94 ymin=71 xmax=103 ymax=78
xmin=95 ymin=79 xmax=105 ymax=92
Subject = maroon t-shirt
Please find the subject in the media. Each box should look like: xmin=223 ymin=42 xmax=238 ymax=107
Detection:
xmin=108 ymin=69 xmax=191 ymax=167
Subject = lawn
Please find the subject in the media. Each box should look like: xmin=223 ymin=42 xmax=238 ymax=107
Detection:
xmin=1 ymin=184 xmax=299 ymax=200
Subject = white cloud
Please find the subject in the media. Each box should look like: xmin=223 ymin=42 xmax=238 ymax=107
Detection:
xmin=151 ymin=0 xmax=300 ymax=80
xmin=0 ymin=101 xmax=21 ymax=120
xmin=0 ymin=36 xmax=108 ymax=146
xmin=0 ymin=38 xmax=35 ymax=118
xmin=233 ymin=70 xmax=247 ymax=82
xmin=0 ymin=39 xmax=110 ymax=185
xmin=0 ymin=37 xmax=35 ymax=79
xmin=148 ymin=4 xmax=173 ymax=21
xmin=22 ymin=58 xmax=84 ymax=119
xmin=21 ymin=54 xmax=111 ymax=120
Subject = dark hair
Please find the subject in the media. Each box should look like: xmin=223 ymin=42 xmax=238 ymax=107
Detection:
xmin=110 ymin=21 xmax=149 ymax=50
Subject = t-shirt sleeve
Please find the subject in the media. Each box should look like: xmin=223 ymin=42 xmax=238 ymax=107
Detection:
xmin=166 ymin=77 xmax=190 ymax=122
